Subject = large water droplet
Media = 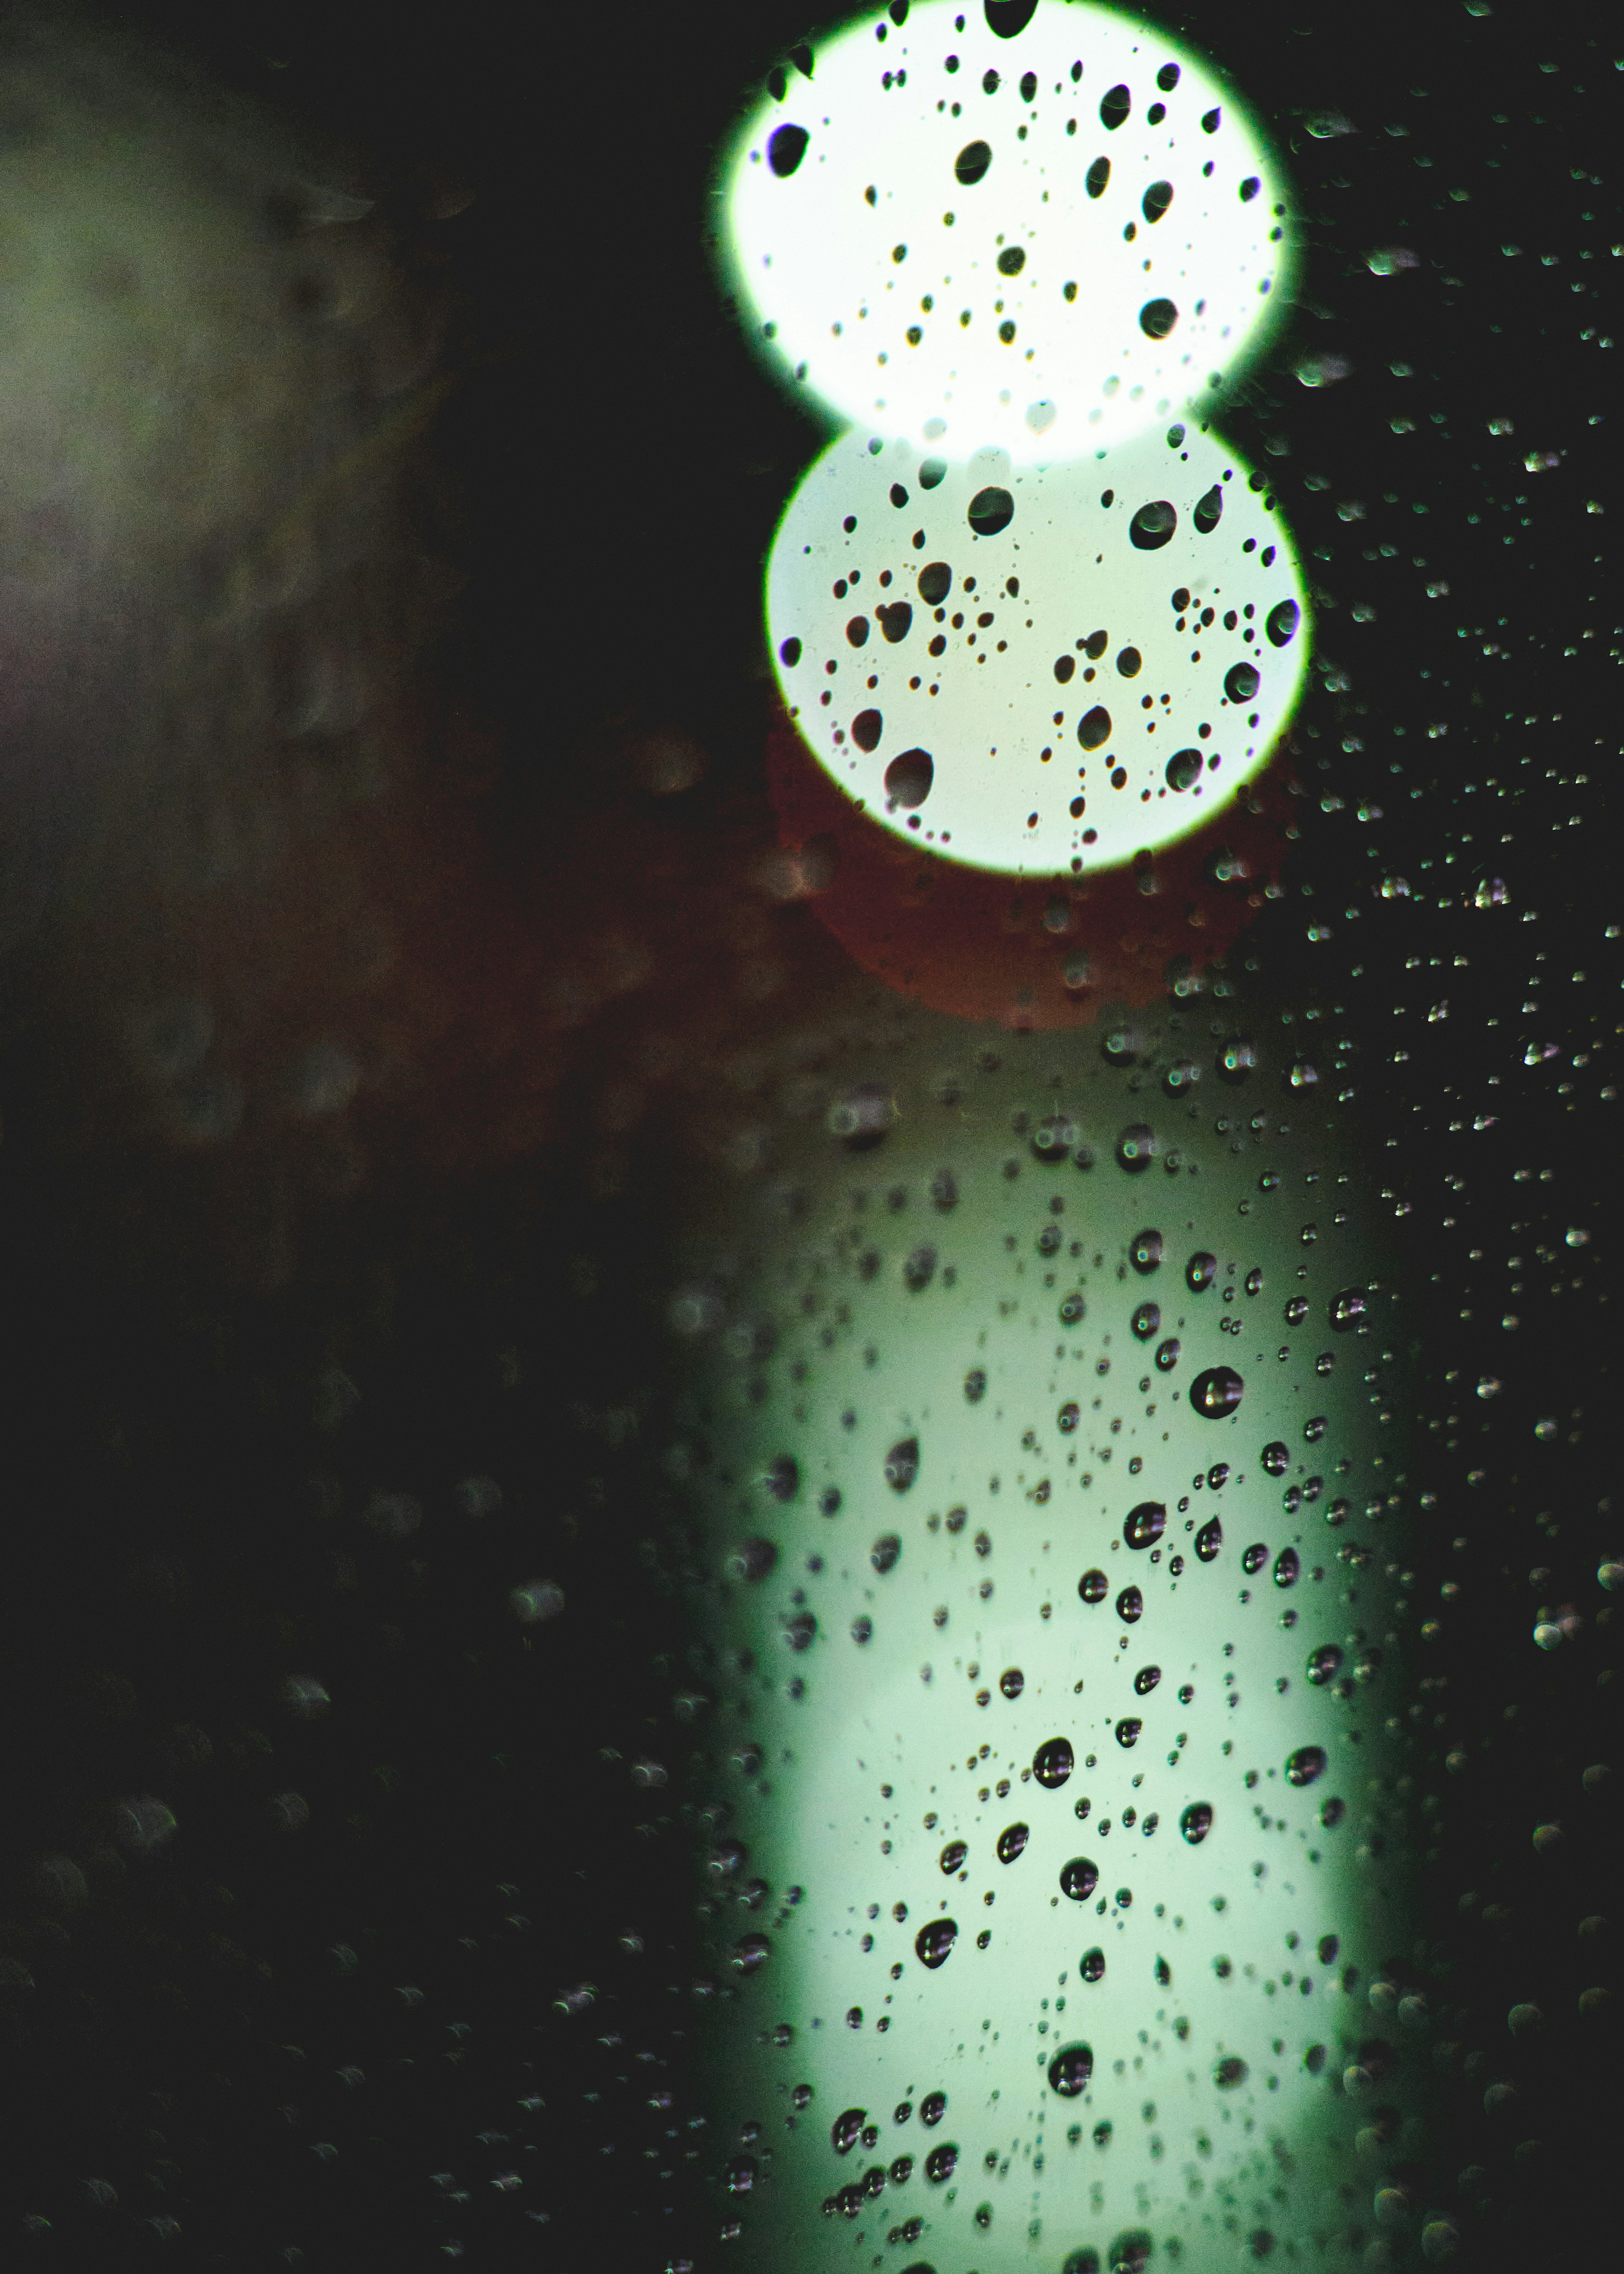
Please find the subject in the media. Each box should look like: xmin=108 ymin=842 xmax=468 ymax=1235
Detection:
xmin=1186 ymin=1251 xmax=1218 ymax=1291
xmin=1130 ymin=1301 xmax=1161 ymax=1340
xmin=1306 ymin=1645 xmax=1343 ymax=1686
xmin=915 ymin=1917 xmax=958 ymax=1969
xmin=1330 ymin=1287 xmax=1369 ymax=1332
xmin=884 ymin=750 xmax=935 ymax=809
xmin=1115 ymin=1585 xmax=1143 ymax=1623
xmin=940 ymin=1838 xmax=968 ymax=1873
xmin=996 ymin=1821 xmax=1030 ymax=1863
xmin=768 ymin=124 xmax=809 ymax=178
xmin=1059 ymin=1856 xmax=1099 ymax=1900
xmin=1048 ymin=2041 xmax=1095 ymax=2096
xmin=955 ymin=139 xmax=993 ymax=185
xmin=1034 ymin=1738 xmax=1075 ymax=1789
xmin=1180 ymin=1801 xmax=1213 ymax=1844
xmin=1129 ymin=500 xmax=1177 ymax=550
xmin=1078 ymin=703 xmax=1113 ymax=750
xmin=1079 ymin=1568 xmax=1108 ymax=1604
xmin=1124 ymin=1501 xmax=1166 ymax=1550
xmin=1115 ymin=1716 xmax=1142 ymax=1747
xmin=1130 ymin=1229 xmax=1163 ymax=1275
xmin=1286 ymin=1744 xmax=1328 ymax=1787
xmin=1214 ymin=2055 xmax=1248 ymax=2089
xmin=1191 ymin=1366 xmax=1244 ymax=1419
xmin=832 ymin=2106 xmax=866 ymax=2154
xmin=1195 ymin=1516 xmax=1223 ymax=1561
xmin=968 ymin=485 xmax=1014 ymax=536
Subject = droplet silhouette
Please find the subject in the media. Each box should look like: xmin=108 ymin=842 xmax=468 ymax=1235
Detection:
xmin=1187 ymin=1251 xmax=1218 ymax=1291
xmin=1130 ymin=1301 xmax=1161 ymax=1340
xmin=1138 ymin=298 xmax=1178 ymax=340
xmin=1116 ymin=1585 xmax=1144 ymax=1623
xmin=1034 ymin=1738 xmax=1075 ymax=1789
xmin=1242 ymin=1542 xmax=1268 ymax=1576
xmin=968 ymin=485 xmax=1014 ymax=536
xmin=1080 ymin=1946 xmax=1106 ymax=1981
xmin=884 ymin=1435 xmax=921 ymax=1490
xmin=1086 ymin=154 xmax=1111 ymax=198
xmin=1129 ymin=500 xmax=1177 ymax=550
xmin=884 ymin=750 xmax=934 ymax=809
xmin=1273 ymin=1547 xmax=1300 ymax=1588
xmin=1330 ymin=1287 xmax=1368 ymax=1332
xmin=1117 ymin=1125 xmax=1158 ymax=1173
xmin=1180 ymin=1801 xmax=1214 ymax=1845
xmin=1134 ymin=1665 xmax=1162 ymax=1696
xmin=1142 ymin=180 xmax=1174 ymax=224
xmin=1115 ymin=1717 xmax=1142 ymax=1747
xmin=1191 ymin=1366 xmax=1244 ymax=1419
xmin=832 ymin=2106 xmax=865 ymax=2154
xmin=1166 ymin=747 xmax=1203 ymax=791
xmin=1195 ymin=1516 xmax=1223 ymax=1562
xmin=1306 ymin=1645 xmax=1343 ymax=1687
xmin=916 ymin=560 xmax=953 ymax=604
xmin=1224 ymin=661 xmax=1261 ymax=704
xmin=1124 ymin=1501 xmax=1166 ymax=1550
xmin=852 ymin=708 xmax=883 ymax=752
xmin=1048 ymin=2041 xmax=1095 ymax=2096
xmin=1100 ymin=83 xmax=1131 ymax=130
xmin=768 ymin=124 xmax=809 ymax=178
xmin=996 ymin=1822 xmax=1030 ymax=1864
xmin=1129 ymin=1229 xmax=1163 ymax=1274
xmin=940 ymin=1838 xmax=968 ymax=1873
xmin=1214 ymin=2056 xmax=1248 ymax=2089
xmin=1078 ymin=1568 xmax=1108 ymax=1604
xmin=1193 ymin=483 xmax=1224 ymax=534
xmin=955 ymin=139 xmax=993 ymax=185
xmin=1078 ymin=704 xmax=1113 ymax=750
xmin=999 ymin=1666 xmax=1025 ymax=1699
xmin=1266 ymin=597 xmax=1301 ymax=647
xmin=915 ymin=1917 xmax=958 ymax=1969
xmin=870 ymin=1533 xmax=901 ymax=1574
xmin=1286 ymin=1744 xmax=1328 ymax=1787
xmin=1059 ymin=1856 xmax=1099 ymax=1901
xmin=876 ymin=600 xmax=913 ymax=642
xmin=1262 ymin=1440 xmax=1289 ymax=1475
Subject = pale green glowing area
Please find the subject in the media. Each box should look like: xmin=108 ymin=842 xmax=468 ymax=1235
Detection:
xmin=768 ymin=421 xmax=1309 ymax=872
xmin=721 ymin=0 xmax=1294 ymax=466
xmin=675 ymin=1016 xmax=1415 ymax=2266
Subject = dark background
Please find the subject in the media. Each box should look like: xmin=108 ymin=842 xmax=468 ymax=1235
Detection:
xmin=0 ymin=1 xmax=1614 ymax=2265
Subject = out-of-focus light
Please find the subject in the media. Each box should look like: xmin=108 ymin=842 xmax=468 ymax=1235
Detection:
xmin=721 ymin=0 xmax=1293 ymax=464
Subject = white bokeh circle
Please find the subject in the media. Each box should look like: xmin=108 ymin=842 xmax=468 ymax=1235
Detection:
xmin=767 ymin=417 xmax=1309 ymax=874
xmin=722 ymin=0 xmax=1293 ymax=465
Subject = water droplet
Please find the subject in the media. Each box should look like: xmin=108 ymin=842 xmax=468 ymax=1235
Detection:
xmin=1166 ymin=747 xmax=1203 ymax=791
xmin=1117 ymin=1125 xmax=1158 ymax=1173
xmin=1306 ymin=1645 xmax=1343 ymax=1686
xmin=1115 ymin=1585 xmax=1144 ymax=1623
xmin=1213 ymin=2055 xmax=1248 ymax=2089
xmin=955 ymin=139 xmax=993 ymax=186
xmin=1273 ymin=1548 xmax=1300 ymax=1588
xmin=1130 ymin=1301 xmax=1162 ymax=1340
xmin=1142 ymin=180 xmax=1174 ymax=225
xmin=1330 ymin=1287 xmax=1368 ymax=1332
xmin=1079 ymin=1568 xmax=1109 ymax=1604
xmin=851 ymin=708 xmax=883 ymax=752
xmin=884 ymin=1437 xmax=920 ymax=1491
xmin=832 ymin=2104 xmax=866 ymax=2156
xmin=1129 ymin=1229 xmax=1163 ymax=1275
xmin=1262 ymin=1441 xmax=1289 ymax=1476
xmin=1048 ymin=2041 xmax=1095 ymax=2096
xmin=1139 ymin=298 xmax=1179 ymax=340
xmin=996 ymin=1822 xmax=1030 ymax=1864
xmin=917 ymin=560 xmax=952 ymax=604
xmin=1186 ymin=1251 xmax=1218 ymax=1292
xmin=964 ymin=1368 xmax=987 ymax=1403
xmin=968 ymin=485 xmax=1014 ymax=536
xmin=1195 ymin=1517 xmax=1223 ymax=1562
xmin=1115 ymin=1717 xmax=1142 ymax=1747
xmin=1129 ymin=500 xmax=1177 ymax=550
xmin=999 ymin=1666 xmax=1025 ymax=1699
xmin=1124 ymin=1502 xmax=1166 ymax=1550
xmin=920 ymin=2091 xmax=947 ymax=2126
xmin=915 ymin=1917 xmax=958 ymax=1969
xmin=1180 ymin=1801 xmax=1214 ymax=1844
xmin=871 ymin=1533 xmax=902 ymax=1574
xmin=924 ymin=2141 xmax=959 ymax=2181
xmin=940 ymin=1839 xmax=968 ymax=1874
xmin=1193 ymin=483 xmax=1224 ymax=534
xmin=1078 ymin=703 xmax=1113 ymax=750
xmin=1155 ymin=1338 xmax=1180 ymax=1371
xmin=1191 ymin=1366 xmax=1244 ymax=1419
xmin=1266 ymin=598 xmax=1301 ymax=648
xmin=1224 ymin=661 xmax=1261 ymax=704
xmin=730 ymin=1537 xmax=779 ymax=1582
xmin=884 ymin=750 xmax=935 ymax=808
xmin=1100 ymin=83 xmax=1131 ymax=130
xmin=1242 ymin=1542 xmax=1268 ymax=1576
xmin=1133 ymin=1665 xmax=1162 ymax=1697
xmin=1086 ymin=154 xmax=1111 ymax=198
xmin=724 ymin=2156 xmax=757 ymax=2194
xmin=768 ymin=124 xmax=809 ymax=178
xmin=1034 ymin=1738 xmax=1075 ymax=1789
xmin=1286 ymin=1745 xmax=1328 ymax=1787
